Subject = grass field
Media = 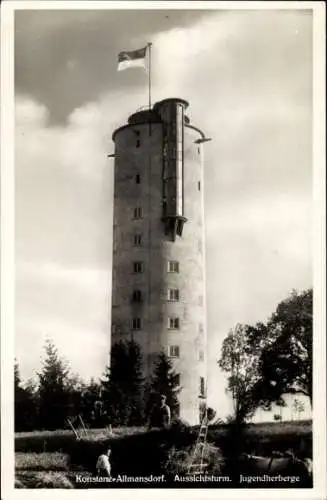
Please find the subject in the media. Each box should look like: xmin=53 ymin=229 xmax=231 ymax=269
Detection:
xmin=15 ymin=420 xmax=312 ymax=488
xmin=15 ymin=426 xmax=148 ymax=440
xmin=15 ymin=452 xmax=70 ymax=471
xmin=15 ymin=419 xmax=312 ymax=442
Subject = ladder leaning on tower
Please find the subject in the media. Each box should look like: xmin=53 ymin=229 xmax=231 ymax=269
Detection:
xmin=186 ymin=407 xmax=216 ymax=475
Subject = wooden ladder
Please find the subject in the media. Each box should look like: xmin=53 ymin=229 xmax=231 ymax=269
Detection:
xmin=187 ymin=413 xmax=209 ymax=474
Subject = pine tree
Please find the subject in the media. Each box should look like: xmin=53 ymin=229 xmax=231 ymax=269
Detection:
xmin=81 ymin=378 xmax=104 ymax=427
xmin=65 ymin=373 xmax=86 ymax=420
xmin=101 ymin=341 xmax=130 ymax=426
xmin=147 ymin=352 xmax=181 ymax=425
xmin=126 ymin=339 xmax=145 ymax=425
xmin=14 ymin=359 xmax=21 ymax=389
xmin=37 ymin=340 xmax=71 ymax=430
xmin=14 ymin=359 xmax=38 ymax=431
xmin=101 ymin=339 xmax=145 ymax=426
xmin=15 ymin=359 xmax=25 ymax=430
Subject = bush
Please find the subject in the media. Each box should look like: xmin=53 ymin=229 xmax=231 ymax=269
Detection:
xmin=164 ymin=443 xmax=224 ymax=475
xmin=170 ymin=418 xmax=191 ymax=432
xmin=208 ymin=420 xmax=312 ymax=457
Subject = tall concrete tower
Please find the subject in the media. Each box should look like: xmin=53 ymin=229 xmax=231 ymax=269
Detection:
xmin=110 ymin=98 xmax=208 ymax=425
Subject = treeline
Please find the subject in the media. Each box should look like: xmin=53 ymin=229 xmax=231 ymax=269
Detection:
xmin=218 ymin=289 xmax=312 ymax=423
xmin=15 ymin=288 xmax=312 ymax=431
xmin=15 ymin=340 xmax=180 ymax=432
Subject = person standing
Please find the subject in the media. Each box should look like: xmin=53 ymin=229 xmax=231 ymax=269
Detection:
xmin=96 ymin=447 xmax=111 ymax=477
xmin=159 ymin=395 xmax=171 ymax=428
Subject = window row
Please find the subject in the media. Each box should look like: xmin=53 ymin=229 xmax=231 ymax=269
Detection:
xmin=130 ymin=316 xmax=204 ymax=333
xmin=132 ymin=288 xmax=180 ymax=303
xmin=132 ymin=260 xmax=179 ymax=273
xmin=129 ymin=175 xmax=200 ymax=189
xmin=132 ymin=233 xmax=202 ymax=253
xmin=131 ymin=291 xmax=204 ymax=307
xmin=168 ymin=346 xmax=205 ymax=365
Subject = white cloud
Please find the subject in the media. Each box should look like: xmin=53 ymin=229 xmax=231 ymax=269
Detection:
xmin=15 ymin=96 xmax=49 ymax=127
xmin=17 ymin=261 xmax=110 ymax=295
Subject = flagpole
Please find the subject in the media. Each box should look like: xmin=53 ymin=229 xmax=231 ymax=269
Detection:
xmin=147 ymin=42 xmax=152 ymax=110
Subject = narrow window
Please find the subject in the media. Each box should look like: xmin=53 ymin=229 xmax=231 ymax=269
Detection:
xmin=136 ymin=139 xmax=140 ymax=148
xmin=169 ymin=345 xmax=180 ymax=358
xmin=168 ymin=289 xmax=180 ymax=302
xmin=168 ymin=261 xmax=179 ymax=273
xmin=133 ymin=262 xmax=143 ymax=273
xmin=136 ymin=174 xmax=141 ymax=184
xmin=134 ymin=234 xmax=142 ymax=246
xmin=199 ymin=323 xmax=204 ymax=334
xmin=200 ymin=377 xmax=205 ymax=397
xmin=198 ymin=181 xmax=201 ymax=191
xmin=132 ymin=318 xmax=141 ymax=330
xmin=175 ymin=373 xmax=181 ymax=386
xmin=134 ymin=207 xmax=143 ymax=219
xmin=163 ymin=179 xmax=168 ymax=197
xmin=168 ymin=317 xmax=180 ymax=330
xmin=198 ymin=350 xmax=204 ymax=362
xmin=132 ymin=290 xmax=142 ymax=303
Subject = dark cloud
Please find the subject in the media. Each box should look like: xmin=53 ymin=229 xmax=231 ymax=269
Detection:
xmin=15 ymin=9 xmax=211 ymax=124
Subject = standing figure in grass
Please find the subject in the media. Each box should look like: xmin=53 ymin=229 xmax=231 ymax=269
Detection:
xmin=159 ymin=394 xmax=171 ymax=428
xmin=96 ymin=447 xmax=111 ymax=477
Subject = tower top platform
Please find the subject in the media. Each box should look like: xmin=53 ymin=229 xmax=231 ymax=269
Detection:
xmin=112 ymin=97 xmax=201 ymax=141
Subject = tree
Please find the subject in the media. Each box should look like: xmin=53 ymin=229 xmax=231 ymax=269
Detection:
xmin=14 ymin=359 xmax=20 ymax=389
xmin=65 ymin=373 xmax=86 ymax=420
xmin=14 ymin=360 xmax=38 ymax=431
xmin=146 ymin=352 xmax=181 ymax=425
xmin=218 ymin=324 xmax=262 ymax=423
xmin=37 ymin=340 xmax=72 ymax=430
xmin=252 ymin=289 xmax=313 ymax=408
xmin=126 ymin=340 xmax=145 ymax=425
xmin=80 ymin=378 xmax=103 ymax=427
xmin=102 ymin=341 xmax=129 ymax=426
xmin=102 ymin=339 xmax=145 ymax=426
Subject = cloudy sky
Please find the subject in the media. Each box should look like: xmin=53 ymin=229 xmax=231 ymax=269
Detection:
xmin=15 ymin=6 xmax=313 ymax=418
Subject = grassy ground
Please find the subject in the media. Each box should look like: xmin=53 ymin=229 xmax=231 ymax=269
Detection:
xmin=15 ymin=452 xmax=70 ymax=471
xmin=15 ymin=420 xmax=312 ymax=488
xmin=16 ymin=471 xmax=74 ymax=488
xmin=15 ymin=426 xmax=148 ymax=439
xmin=16 ymin=419 xmax=311 ymax=440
